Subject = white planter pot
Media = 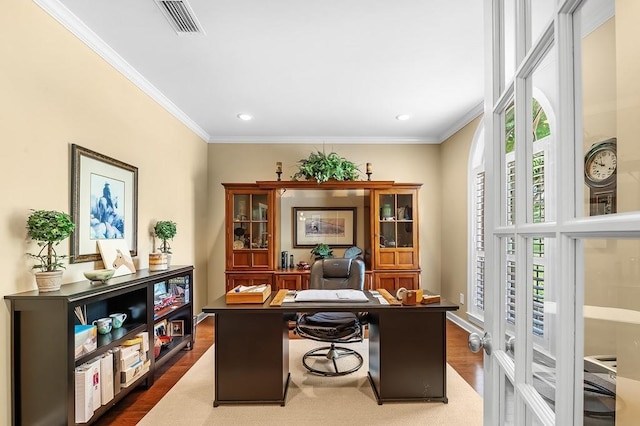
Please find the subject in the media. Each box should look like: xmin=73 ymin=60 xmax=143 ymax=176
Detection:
xmin=149 ymin=252 xmax=168 ymax=271
xmin=35 ymin=270 xmax=63 ymax=292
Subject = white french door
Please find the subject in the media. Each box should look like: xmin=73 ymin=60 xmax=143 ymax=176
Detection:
xmin=480 ymin=0 xmax=640 ymax=425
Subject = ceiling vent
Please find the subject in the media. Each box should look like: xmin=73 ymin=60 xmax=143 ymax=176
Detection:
xmin=155 ymin=0 xmax=204 ymax=34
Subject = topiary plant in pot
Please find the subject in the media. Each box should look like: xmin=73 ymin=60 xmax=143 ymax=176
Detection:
xmin=291 ymin=150 xmax=361 ymax=183
xmin=26 ymin=209 xmax=76 ymax=292
xmin=154 ymin=220 xmax=177 ymax=254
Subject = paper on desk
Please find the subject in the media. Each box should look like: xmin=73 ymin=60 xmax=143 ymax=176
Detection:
xmin=236 ymin=285 xmax=267 ymax=293
xmin=283 ymin=290 xmax=297 ymax=303
xmin=294 ymin=289 xmax=369 ymax=302
xmin=369 ymin=290 xmax=389 ymax=305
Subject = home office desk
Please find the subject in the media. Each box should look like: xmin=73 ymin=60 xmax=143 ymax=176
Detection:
xmin=202 ymin=292 xmax=458 ymax=406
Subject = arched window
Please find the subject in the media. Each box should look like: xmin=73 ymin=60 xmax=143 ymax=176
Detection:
xmin=467 ymin=96 xmax=553 ymax=332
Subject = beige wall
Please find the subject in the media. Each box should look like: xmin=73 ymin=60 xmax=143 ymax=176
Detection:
xmin=440 ymin=116 xmax=482 ymax=323
xmin=0 ymin=2 xmax=208 ymax=422
xmin=206 ymin=143 xmax=443 ymax=301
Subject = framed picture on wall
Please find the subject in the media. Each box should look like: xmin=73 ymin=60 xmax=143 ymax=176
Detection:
xmin=293 ymin=207 xmax=356 ymax=248
xmin=70 ymin=144 xmax=138 ymax=263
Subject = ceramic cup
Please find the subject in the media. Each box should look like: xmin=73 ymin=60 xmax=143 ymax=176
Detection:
xmin=92 ymin=317 xmax=113 ymax=334
xmin=109 ymin=313 xmax=127 ymax=329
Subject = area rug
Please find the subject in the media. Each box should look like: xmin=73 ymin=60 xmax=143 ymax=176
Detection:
xmin=138 ymin=339 xmax=482 ymax=425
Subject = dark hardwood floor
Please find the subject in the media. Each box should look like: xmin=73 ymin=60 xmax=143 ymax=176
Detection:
xmin=95 ymin=315 xmax=483 ymax=425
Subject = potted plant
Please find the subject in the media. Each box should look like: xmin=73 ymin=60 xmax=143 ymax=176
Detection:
xmin=154 ymin=220 xmax=177 ymax=254
xmin=310 ymin=243 xmax=334 ymax=260
xmin=26 ymin=209 xmax=76 ymax=292
xmin=292 ymin=150 xmax=361 ymax=183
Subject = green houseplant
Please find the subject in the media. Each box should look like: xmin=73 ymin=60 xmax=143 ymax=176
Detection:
xmin=310 ymin=243 xmax=334 ymax=260
xmin=292 ymin=150 xmax=361 ymax=183
xmin=154 ymin=220 xmax=177 ymax=254
xmin=26 ymin=209 xmax=76 ymax=292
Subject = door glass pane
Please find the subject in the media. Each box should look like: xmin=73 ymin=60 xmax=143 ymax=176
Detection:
xmin=505 ymin=100 xmax=516 ymax=226
xmin=531 ymin=46 xmax=556 ymax=223
xmin=251 ymin=194 xmax=268 ymax=221
xmin=583 ymin=238 xmax=640 ymax=426
xmin=397 ymin=193 xmax=413 ymax=248
xmin=505 ymin=236 xmax=516 ymax=329
xmin=502 ymin=0 xmax=517 ymax=87
xmin=577 ymin=0 xmax=640 ymax=217
xmin=529 ymin=237 xmax=557 ymax=416
xmin=233 ymin=194 xmax=250 ymax=221
xmin=502 ymin=371 xmax=516 ymax=425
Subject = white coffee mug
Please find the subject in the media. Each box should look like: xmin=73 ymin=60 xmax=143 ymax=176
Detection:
xmin=92 ymin=317 xmax=112 ymax=334
xmin=109 ymin=313 xmax=127 ymax=328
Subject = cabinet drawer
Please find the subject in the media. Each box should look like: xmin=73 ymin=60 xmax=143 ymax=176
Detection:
xmin=374 ymin=271 xmax=420 ymax=292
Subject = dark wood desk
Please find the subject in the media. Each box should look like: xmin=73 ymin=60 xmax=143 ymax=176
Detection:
xmin=202 ymin=293 xmax=458 ymax=406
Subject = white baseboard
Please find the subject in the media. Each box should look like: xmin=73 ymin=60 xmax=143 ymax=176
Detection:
xmin=446 ymin=311 xmax=484 ymax=336
xmin=195 ymin=312 xmax=209 ymax=323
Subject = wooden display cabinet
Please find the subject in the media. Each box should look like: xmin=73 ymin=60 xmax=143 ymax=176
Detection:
xmin=223 ymin=181 xmax=421 ymax=294
xmin=5 ymin=266 xmax=194 ymax=426
xmin=370 ymin=186 xmax=420 ymax=291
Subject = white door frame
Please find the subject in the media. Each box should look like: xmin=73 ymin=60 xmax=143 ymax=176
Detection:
xmin=483 ymin=0 xmax=640 ymax=424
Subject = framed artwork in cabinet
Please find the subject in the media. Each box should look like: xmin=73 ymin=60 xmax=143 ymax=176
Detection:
xmin=170 ymin=320 xmax=184 ymax=336
xmin=293 ymin=207 xmax=356 ymax=248
xmin=71 ymin=144 xmax=138 ymax=262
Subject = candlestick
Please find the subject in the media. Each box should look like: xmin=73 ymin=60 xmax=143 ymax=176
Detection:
xmin=276 ymin=162 xmax=282 ymax=181
xmin=366 ymin=162 xmax=372 ymax=181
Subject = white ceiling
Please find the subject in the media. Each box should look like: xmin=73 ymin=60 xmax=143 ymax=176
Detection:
xmin=43 ymin=0 xmax=485 ymax=143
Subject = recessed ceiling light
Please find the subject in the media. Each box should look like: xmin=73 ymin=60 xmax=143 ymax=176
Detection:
xmin=395 ymin=114 xmax=411 ymax=121
xmin=237 ymin=113 xmax=253 ymax=121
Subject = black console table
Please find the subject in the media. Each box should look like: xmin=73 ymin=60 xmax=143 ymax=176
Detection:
xmin=5 ymin=266 xmax=194 ymax=425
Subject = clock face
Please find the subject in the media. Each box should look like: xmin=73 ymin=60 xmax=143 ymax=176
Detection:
xmin=585 ymin=145 xmax=617 ymax=186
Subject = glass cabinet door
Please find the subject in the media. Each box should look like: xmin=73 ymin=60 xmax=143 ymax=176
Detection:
xmin=232 ymin=193 xmax=269 ymax=250
xmin=378 ymin=192 xmax=414 ymax=249
xmin=374 ymin=189 xmax=418 ymax=270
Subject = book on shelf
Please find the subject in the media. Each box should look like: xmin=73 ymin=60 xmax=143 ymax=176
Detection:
xmin=111 ymin=347 xmax=123 ymax=396
xmin=121 ymin=360 xmax=150 ymax=388
xmin=74 ymin=365 xmax=94 ymax=423
xmin=87 ymin=357 xmax=101 ymax=411
xmin=100 ymin=352 xmax=114 ymax=405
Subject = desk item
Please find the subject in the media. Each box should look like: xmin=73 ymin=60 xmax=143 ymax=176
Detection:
xmin=401 ymin=290 xmax=417 ymax=305
xmin=225 ymin=284 xmax=271 ymax=304
xmin=376 ymin=288 xmax=402 ymax=306
xmin=269 ymin=289 xmax=288 ymax=306
xmin=294 ymin=289 xmax=369 ymax=303
xmin=422 ymin=294 xmax=441 ymax=305
xmin=398 ymin=288 xmax=424 ymax=305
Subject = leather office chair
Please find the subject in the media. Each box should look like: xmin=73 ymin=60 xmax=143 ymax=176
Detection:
xmin=295 ymin=258 xmax=366 ymax=376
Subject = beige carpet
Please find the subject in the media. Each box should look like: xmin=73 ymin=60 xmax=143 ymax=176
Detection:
xmin=138 ymin=339 xmax=483 ymax=425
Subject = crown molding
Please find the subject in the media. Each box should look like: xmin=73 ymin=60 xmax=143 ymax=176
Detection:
xmin=437 ymin=102 xmax=484 ymax=142
xmin=34 ymin=0 xmax=210 ymax=142
xmin=206 ymin=135 xmax=440 ymax=144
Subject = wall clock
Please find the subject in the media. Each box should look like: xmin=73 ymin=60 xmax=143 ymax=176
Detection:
xmin=584 ymin=138 xmax=617 ymax=216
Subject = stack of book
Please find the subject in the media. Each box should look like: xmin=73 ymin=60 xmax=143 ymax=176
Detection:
xmin=74 ymin=331 xmax=149 ymax=424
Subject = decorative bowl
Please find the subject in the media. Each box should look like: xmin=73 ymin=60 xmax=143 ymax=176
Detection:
xmin=83 ymin=269 xmax=115 ymax=283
